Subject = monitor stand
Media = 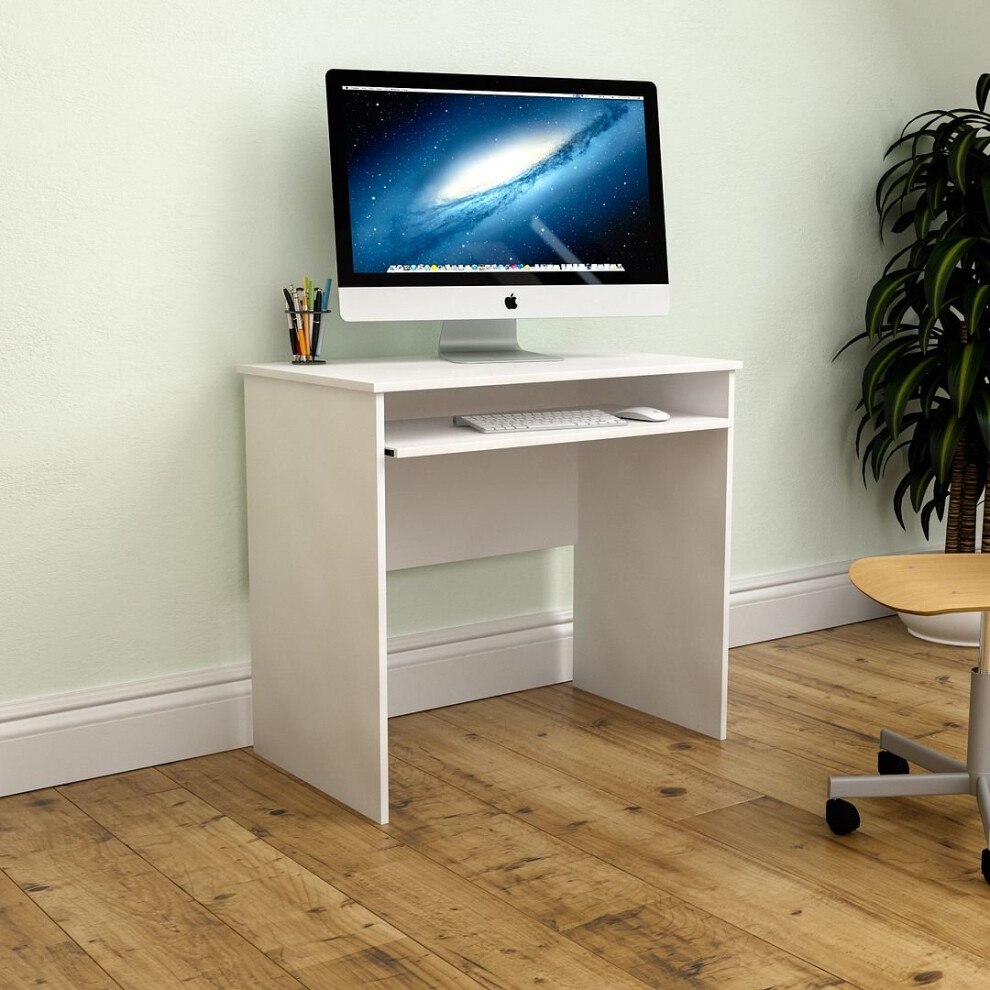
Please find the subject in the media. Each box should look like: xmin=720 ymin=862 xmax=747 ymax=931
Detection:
xmin=438 ymin=320 xmax=562 ymax=363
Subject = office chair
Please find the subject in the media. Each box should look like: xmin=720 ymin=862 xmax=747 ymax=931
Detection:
xmin=825 ymin=554 xmax=990 ymax=884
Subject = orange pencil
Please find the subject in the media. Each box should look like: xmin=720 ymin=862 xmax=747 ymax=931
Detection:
xmin=295 ymin=286 xmax=310 ymax=357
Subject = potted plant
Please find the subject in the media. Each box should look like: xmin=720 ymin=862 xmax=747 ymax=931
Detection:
xmin=839 ymin=72 xmax=990 ymax=644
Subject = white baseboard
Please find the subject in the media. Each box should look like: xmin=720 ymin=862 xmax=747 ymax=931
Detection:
xmin=0 ymin=557 xmax=887 ymax=796
xmin=728 ymin=558 xmax=893 ymax=647
xmin=387 ymin=610 xmax=573 ymax=717
xmin=0 ymin=666 xmax=253 ymax=797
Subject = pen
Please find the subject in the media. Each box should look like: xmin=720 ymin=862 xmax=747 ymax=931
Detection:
xmin=282 ymin=286 xmax=300 ymax=358
xmin=312 ymin=287 xmax=323 ymax=359
xmin=304 ymin=278 xmax=313 ymax=351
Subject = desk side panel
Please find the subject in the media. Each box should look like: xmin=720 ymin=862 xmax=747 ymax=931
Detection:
xmin=244 ymin=377 xmax=388 ymax=822
xmin=573 ymin=425 xmax=731 ymax=739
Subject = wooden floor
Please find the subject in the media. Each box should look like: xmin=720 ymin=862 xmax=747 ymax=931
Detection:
xmin=3 ymin=617 xmax=990 ymax=989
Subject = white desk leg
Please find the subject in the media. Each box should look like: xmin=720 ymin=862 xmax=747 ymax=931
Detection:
xmin=244 ymin=377 xmax=389 ymax=823
xmin=573 ymin=429 xmax=732 ymax=739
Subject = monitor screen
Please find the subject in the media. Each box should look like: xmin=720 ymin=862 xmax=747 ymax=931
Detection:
xmin=326 ymin=69 xmax=668 ymax=327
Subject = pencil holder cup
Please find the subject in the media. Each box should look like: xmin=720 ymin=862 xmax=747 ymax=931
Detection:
xmin=287 ymin=309 xmax=331 ymax=364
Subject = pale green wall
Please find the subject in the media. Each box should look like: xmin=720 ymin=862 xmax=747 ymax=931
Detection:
xmin=1 ymin=1 xmax=986 ymax=702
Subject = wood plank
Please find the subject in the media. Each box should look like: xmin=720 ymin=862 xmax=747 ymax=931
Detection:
xmin=729 ymin=656 xmax=957 ymax=740
xmin=514 ymin=684 xmax=851 ymax=812
xmin=0 ymin=869 xmax=122 ymax=990
xmin=161 ymin=748 xmax=654 ymax=989
xmin=419 ymin=694 xmax=758 ymax=821
xmin=683 ymin=796 xmax=990 ymax=952
xmin=400 ymin=709 xmax=990 ymax=988
xmin=62 ymin=767 xmax=485 ymax=989
xmin=817 ymin=616 xmax=976 ymax=664
xmin=735 ymin=642 xmax=948 ymax=716
xmin=384 ymin=754 xmax=843 ymax=989
xmin=527 ymin=683 xmax=984 ymax=878
xmin=748 ymin=632 xmax=973 ymax=703
xmin=0 ymin=788 xmax=302 ymax=990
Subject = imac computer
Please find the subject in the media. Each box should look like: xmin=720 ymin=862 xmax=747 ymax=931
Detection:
xmin=325 ymin=69 xmax=669 ymax=362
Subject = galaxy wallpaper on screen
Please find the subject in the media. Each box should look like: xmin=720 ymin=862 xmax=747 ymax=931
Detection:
xmin=341 ymin=88 xmax=655 ymax=276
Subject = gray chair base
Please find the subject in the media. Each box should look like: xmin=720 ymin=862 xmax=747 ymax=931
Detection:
xmin=827 ymin=661 xmax=990 ymax=884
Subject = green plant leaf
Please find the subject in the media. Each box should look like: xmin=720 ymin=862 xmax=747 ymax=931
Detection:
xmin=974 ymin=389 xmax=990 ymax=448
xmin=947 ymin=127 xmax=977 ymax=188
xmin=928 ymin=175 xmax=946 ymax=216
xmin=965 ymin=283 xmax=990 ymax=335
xmin=893 ymin=472 xmax=913 ymax=529
xmin=878 ymin=170 xmax=910 ymax=217
xmin=914 ymin=196 xmax=933 ymax=239
xmin=884 ymin=354 xmax=940 ymax=438
xmin=900 ymin=110 xmax=948 ymax=138
xmin=947 ymin=339 xmax=987 ymax=415
xmin=866 ymin=270 xmax=915 ymax=338
xmin=875 ymin=158 xmax=911 ymax=212
xmin=855 ymin=410 xmax=873 ymax=455
xmin=910 ymin=465 xmax=936 ymax=512
xmin=886 ymin=232 xmax=937 ymax=274
xmin=919 ymin=311 xmax=939 ymax=352
xmin=864 ymin=431 xmax=892 ymax=482
xmin=920 ymin=496 xmax=940 ymax=538
xmin=978 ymin=73 xmax=990 ymax=112
xmin=921 ymin=373 xmax=942 ymax=415
xmin=885 ymin=128 xmax=938 ymax=158
xmin=904 ymin=156 xmax=930 ymax=194
xmin=933 ymin=212 xmax=968 ymax=247
xmin=890 ymin=210 xmax=916 ymax=234
xmin=929 ymin=414 xmax=965 ymax=482
xmin=884 ymin=295 xmax=916 ymax=336
xmin=833 ymin=331 xmax=869 ymax=361
xmin=879 ymin=184 xmax=914 ymax=237
xmin=933 ymin=118 xmax=972 ymax=156
xmin=861 ymin=337 xmax=916 ymax=414
xmin=924 ymin=236 xmax=979 ymax=314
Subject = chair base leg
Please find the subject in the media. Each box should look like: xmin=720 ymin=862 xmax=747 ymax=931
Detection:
xmin=878 ymin=729 xmax=967 ymax=774
xmin=826 ymin=725 xmax=988 ymax=882
xmin=978 ymin=776 xmax=990 ymax=849
xmin=824 ymin=638 xmax=990 ymax=882
xmin=828 ymin=768 xmax=970 ymax=800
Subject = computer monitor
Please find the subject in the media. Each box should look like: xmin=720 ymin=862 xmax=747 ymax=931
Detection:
xmin=325 ymin=69 xmax=669 ymax=362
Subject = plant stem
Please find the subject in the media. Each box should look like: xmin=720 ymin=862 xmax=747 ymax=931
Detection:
xmin=946 ymin=435 xmax=966 ymax=553
xmin=984 ymin=453 xmax=990 ymax=553
xmin=960 ymin=457 xmax=980 ymax=553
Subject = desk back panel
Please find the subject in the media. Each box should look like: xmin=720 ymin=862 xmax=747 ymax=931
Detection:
xmin=385 ymin=446 xmax=577 ymax=570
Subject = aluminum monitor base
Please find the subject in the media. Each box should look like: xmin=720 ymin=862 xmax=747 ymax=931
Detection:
xmin=438 ymin=319 xmax=562 ymax=363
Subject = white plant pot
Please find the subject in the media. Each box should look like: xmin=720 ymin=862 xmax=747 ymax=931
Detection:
xmin=898 ymin=610 xmax=981 ymax=647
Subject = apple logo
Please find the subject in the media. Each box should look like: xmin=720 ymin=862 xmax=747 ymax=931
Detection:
xmin=504 ymin=293 xmax=518 ymax=310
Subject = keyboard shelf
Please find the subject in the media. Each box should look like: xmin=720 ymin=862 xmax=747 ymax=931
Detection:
xmin=383 ymin=411 xmax=731 ymax=458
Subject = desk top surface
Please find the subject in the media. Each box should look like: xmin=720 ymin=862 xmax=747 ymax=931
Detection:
xmin=237 ymin=353 xmax=742 ymax=393
xmin=850 ymin=554 xmax=990 ymax=614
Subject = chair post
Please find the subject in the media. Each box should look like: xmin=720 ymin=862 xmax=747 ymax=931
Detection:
xmin=980 ymin=610 xmax=990 ymax=674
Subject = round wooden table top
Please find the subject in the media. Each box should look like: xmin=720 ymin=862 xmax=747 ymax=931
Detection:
xmin=849 ymin=554 xmax=990 ymax=615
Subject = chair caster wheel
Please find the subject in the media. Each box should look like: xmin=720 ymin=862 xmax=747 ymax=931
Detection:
xmin=878 ymin=750 xmax=910 ymax=775
xmin=826 ymin=798 xmax=860 ymax=835
xmin=982 ymin=849 xmax=990 ymax=886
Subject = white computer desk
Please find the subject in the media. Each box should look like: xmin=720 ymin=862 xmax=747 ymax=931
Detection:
xmin=238 ymin=352 xmax=740 ymax=823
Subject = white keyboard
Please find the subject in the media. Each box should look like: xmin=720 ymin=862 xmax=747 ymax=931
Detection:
xmin=453 ymin=408 xmax=627 ymax=434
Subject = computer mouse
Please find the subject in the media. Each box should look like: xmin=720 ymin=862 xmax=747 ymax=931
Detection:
xmin=613 ymin=406 xmax=671 ymax=423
